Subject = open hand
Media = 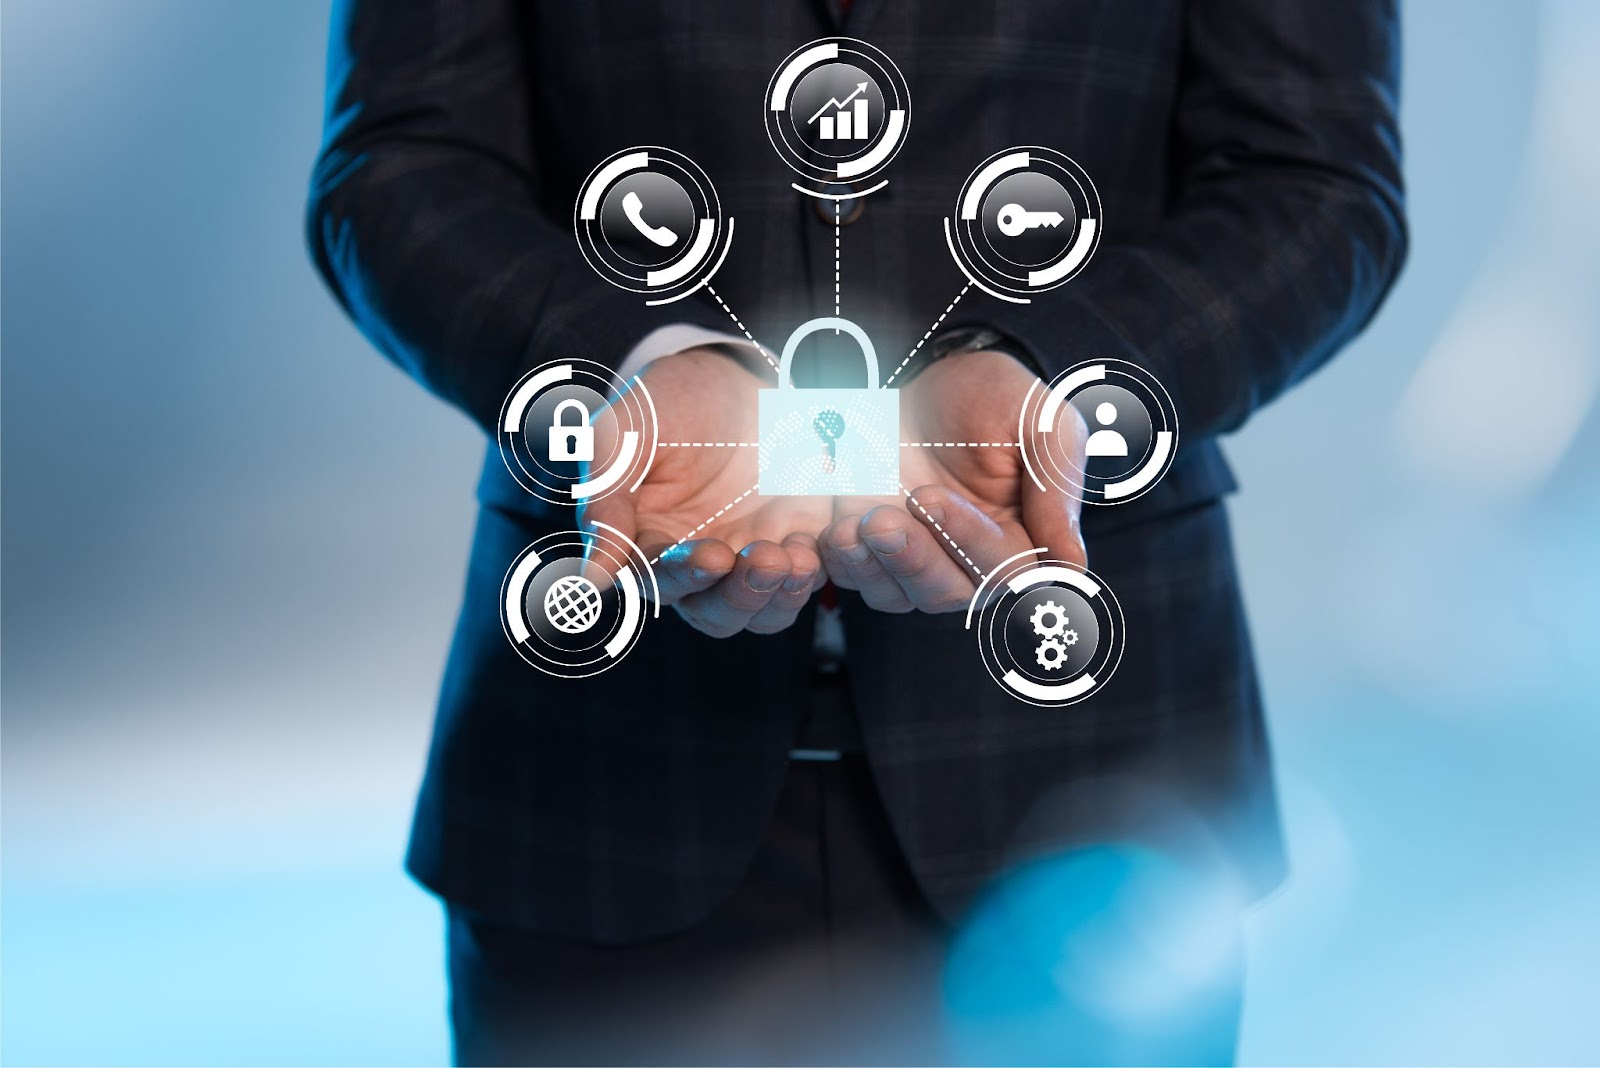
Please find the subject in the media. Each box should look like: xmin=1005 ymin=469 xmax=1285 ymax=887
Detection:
xmin=819 ymin=350 xmax=1088 ymax=612
xmin=581 ymin=348 xmax=831 ymax=637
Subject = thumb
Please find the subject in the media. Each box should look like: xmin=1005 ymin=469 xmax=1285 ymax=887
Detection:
xmin=1021 ymin=474 xmax=1087 ymax=570
xmin=579 ymin=492 xmax=735 ymax=606
xmin=1021 ymin=400 xmax=1089 ymax=568
xmin=577 ymin=490 xmax=637 ymax=592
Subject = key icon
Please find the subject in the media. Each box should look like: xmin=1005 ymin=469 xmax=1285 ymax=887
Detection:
xmin=813 ymin=409 xmax=845 ymax=473
xmin=995 ymin=202 xmax=1066 ymax=238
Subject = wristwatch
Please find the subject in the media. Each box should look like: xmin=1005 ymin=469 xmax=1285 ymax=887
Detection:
xmin=898 ymin=325 xmax=1042 ymax=384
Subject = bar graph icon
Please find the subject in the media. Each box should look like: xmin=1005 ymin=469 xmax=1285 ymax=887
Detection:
xmin=809 ymin=82 xmax=871 ymax=141
xmin=767 ymin=40 xmax=910 ymax=183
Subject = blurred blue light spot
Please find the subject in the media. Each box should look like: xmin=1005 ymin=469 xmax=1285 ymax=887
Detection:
xmin=943 ymin=843 xmax=1244 ymax=1065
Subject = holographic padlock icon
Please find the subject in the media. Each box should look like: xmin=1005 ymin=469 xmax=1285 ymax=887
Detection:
xmin=758 ymin=317 xmax=899 ymax=496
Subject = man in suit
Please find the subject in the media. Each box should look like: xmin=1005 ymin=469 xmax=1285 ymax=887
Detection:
xmin=308 ymin=1 xmax=1405 ymax=1063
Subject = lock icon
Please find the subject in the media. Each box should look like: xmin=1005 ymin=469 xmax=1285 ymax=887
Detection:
xmin=758 ymin=316 xmax=900 ymax=496
xmin=547 ymin=399 xmax=595 ymax=462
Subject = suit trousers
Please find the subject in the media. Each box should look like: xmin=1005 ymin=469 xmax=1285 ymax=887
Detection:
xmin=445 ymin=752 xmax=1244 ymax=1066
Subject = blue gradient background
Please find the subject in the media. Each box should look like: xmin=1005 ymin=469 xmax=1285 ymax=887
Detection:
xmin=3 ymin=1 xmax=1597 ymax=1063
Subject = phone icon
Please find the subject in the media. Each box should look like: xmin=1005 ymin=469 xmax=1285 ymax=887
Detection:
xmin=622 ymin=191 xmax=679 ymax=248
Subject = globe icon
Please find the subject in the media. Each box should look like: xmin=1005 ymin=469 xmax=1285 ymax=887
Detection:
xmin=542 ymin=574 xmax=604 ymax=634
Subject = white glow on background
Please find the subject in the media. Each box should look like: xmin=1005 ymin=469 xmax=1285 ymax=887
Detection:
xmin=1394 ymin=0 xmax=1600 ymax=501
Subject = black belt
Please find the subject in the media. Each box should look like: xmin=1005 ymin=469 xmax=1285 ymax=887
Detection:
xmin=789 ymin=670 xmax=865 ymax=760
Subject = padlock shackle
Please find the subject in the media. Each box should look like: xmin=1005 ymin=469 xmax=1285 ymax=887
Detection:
xmin=777 ymin=317 xmax=880 ymax=390
xmin=552 ymin=399 xmax=590 ymax=426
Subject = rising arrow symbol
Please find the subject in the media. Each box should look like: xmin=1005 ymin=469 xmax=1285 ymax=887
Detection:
xmin=807 ymin=82 xmax=870 ymax=125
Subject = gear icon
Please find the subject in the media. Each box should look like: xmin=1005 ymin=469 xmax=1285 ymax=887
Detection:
xmin=1035 ymin=638 xmax=1068 ymax=671
xmin=1061 ymin=628 xmax=1079 ymax=646
xmin=1030 ymin=600 xmax=1068 ymax=638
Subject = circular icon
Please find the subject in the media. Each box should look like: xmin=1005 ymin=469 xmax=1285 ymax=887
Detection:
xmin=948 ymin=147 xmax=1102 ymax=299
xmin=765 ymin=38 xmax=910 ymax=185
xmin=970 ymin=555 xmax=1124 ymax=707
xmin=1012 ymin=587 xmax=1098 ymax=677
xmin=1071 ymin=385 xmax=1155 ymax=482
xmin=790 ymin=63 xmax=886 ymax=159
xmin=598 ymin=172 xmax=697 ymax=268
xmin=543 ymin=575 xmax=604 ymax=634
xmin=501 ymin=528 xmax=659 ymax=679
xmin=1021 ymin=359 xmax=1178 ymax=506
xmin=574 ymin=147 xmax=729 ymax=303
xmin=981 ymin=172 xmax=1077 ymax=267
xmin=497 ymin=358 xmax=658 ymax=507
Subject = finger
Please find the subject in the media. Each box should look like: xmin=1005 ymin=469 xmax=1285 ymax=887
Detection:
xmin=675 ymin=539 xmax=793 ymax=638
xmin=1021 ymin=477 xmax=1088 ymax=569
xmin=746 ymin=532 xmax=822 ymax=634
xmin=649 ymin=536 xmax=737 ymax=606
xmin=576 ymin=487 xmax=636 ymax=592
xmin=819 ymin=514 xmax=914 ymax=613
xmin=901 ymin=484 xmax=1037 ymax=580
xmin=1024 ymin=400 xmax=1090 ymax=567
xmin=578 ymin=481 xmax=732 ymax=601
xmin=857 ymin=505 xmax=978 ymax=613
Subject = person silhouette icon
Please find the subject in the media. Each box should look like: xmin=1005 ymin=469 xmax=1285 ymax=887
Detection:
xmin=1085 ymin=401 xmax=1130 ymax=457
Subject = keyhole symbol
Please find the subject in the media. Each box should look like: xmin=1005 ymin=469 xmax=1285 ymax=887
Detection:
xmin=813 ymin=410 xmax=845 ymax=473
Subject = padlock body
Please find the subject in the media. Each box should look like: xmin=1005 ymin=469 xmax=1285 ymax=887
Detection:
xmin=759 ymin=388 xmax=899 ymax=496
xmin=548 ymin=425 xmax=594 ymax=462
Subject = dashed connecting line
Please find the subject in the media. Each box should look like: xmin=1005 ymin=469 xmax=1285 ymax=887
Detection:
xmin=706 ymin=283 xmax=779 ymax=372
xmin=900 ymin=441 xmax=1020 ymax=448
xmin=649 ymin=482 xmax=761 ymax=565
xmin=901 ymin=482 xmax=984 ymax=580
xmin=834 ymin=199 xmax=842 ymax=318
xmin=658 ymin=441 xmax=758 ymax=447
xmin=883 ymin=282 xmax=972 ymax=386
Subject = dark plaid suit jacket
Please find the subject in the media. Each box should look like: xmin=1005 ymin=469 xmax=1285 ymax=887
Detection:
xmin=308 ymin=0 xmax=1405 ymax=942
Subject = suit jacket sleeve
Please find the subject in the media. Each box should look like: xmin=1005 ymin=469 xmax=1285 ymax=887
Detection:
xmin=966 ymin=0 xmax=1408 ymax=438
xmin=304 ymin=0 xmax=728 ymax=435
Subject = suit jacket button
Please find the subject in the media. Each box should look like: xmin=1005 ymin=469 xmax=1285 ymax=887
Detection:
xmin=811 ymin=182 xmax=865 ymax=225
